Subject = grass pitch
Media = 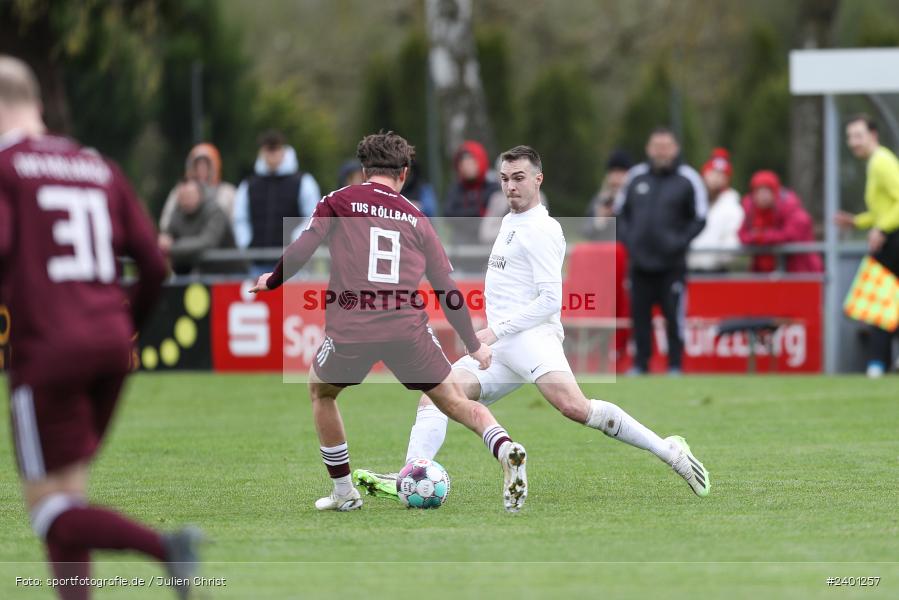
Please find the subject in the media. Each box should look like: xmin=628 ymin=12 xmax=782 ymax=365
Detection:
xmin=1 ymin=374 xmax=897 ymax=598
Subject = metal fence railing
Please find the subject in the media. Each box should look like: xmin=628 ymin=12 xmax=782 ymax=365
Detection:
xmin=177 ymin=241 xmax=845 ymax=283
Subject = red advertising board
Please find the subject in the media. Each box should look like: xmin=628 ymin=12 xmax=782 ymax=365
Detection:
xmin=211 ymin=280 xmax=484 ymax=374
xmin=210 ymin=278 xmax=822 ymax=374
xmin=211 ymin=281 xmax=326 ymax=373
xmin=645 ymin=279 xmax=822 ymax=373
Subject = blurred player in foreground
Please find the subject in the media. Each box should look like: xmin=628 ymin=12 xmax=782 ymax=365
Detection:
xmin=355 ymin=146 xmax=710 ymax=500
xmin=0 ymin=55 xmax=201 ymax=599
xmin=250 ymin=132 xmax=529 ymax=512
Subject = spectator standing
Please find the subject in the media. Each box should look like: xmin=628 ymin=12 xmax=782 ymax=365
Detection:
xmin=583 ymin=149 xmax=632 ymax=241
xmin=159 ymin=143 xmax=235 ymax=231
xmin=159 ymin=180 xmax=243 ymax=275
xmin=579 ymin=149 xmax=633 ymax=369
xmin=233 ymin=130 xmax=321 ymax=271
xmin=688 ymin=148 xmax=744 ymax=272
xmin=337 ymin=159 xmax=365 ymax=188
xmin=614 ymin=127 xmax=708 ymax=375
xmin=738 ymin=170 xmax=823 ymax=273
xmin=401 ymin=161 xmax=438 ymax=218
xmin=836 ymin=114 xmax=899 ymax=378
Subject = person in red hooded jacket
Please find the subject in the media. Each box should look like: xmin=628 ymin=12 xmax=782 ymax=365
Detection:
xmin=444 ymin=140 xmax=502 ymax=246
xmin=738 ymin=170 xmax=823 ymax=273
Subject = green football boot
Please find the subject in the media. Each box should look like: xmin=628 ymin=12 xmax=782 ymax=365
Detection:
xmin=352 ymin=469 xmax=400 ymax=500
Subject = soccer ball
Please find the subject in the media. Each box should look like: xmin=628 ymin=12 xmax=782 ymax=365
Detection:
xmin=397 ymin=458 xmax=450 ymax=509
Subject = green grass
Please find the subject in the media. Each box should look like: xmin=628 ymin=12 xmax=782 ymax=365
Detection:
xmin=1 ymin=374 xmax=898 ymax=598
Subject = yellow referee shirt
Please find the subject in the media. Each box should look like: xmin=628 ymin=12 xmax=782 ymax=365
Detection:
xmin=854 ymin=145 xmax=899 ymax=233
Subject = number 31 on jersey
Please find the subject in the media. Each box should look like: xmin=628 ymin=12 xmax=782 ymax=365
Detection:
xmin=38 ymin=185 xmax=115 ymax=283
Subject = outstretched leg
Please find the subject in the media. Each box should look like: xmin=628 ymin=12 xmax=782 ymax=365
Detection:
xmin=535 ymin=371 xmax=710 ymax=496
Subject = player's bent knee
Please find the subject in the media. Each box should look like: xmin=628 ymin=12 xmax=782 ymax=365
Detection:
xmin=29 ymin=492 xmax=84 ymax=542
xmin=309 ymin=381 xmax=341 ymax=403
xmin=543 ymin=388 xmax=589 ymax=423
xmin=462 ymin=381 xmax=482 ymax=403
xmin=23 ymin=463 xmax=88 ymax=508
xmin=557 ymin=400 xmax=587 ymax=423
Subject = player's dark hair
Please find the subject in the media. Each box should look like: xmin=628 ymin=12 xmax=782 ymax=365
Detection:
xmin=257 ymin=129 xmax=286 ymax=150
xmin=845 ymin=113 xmax=878 ymax=134
xmin=0 ymin=55 xmax=41 ymax=105
xmin=501 ymin=145 xmax=542 ymax=172
xmin=356 ymin=131 xmax=415 ymax=179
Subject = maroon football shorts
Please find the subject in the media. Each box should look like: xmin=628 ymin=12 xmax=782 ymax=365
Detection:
xmin=9 ymin=367 xmax=127 ymax=481
xmin=313 ymin=326 xmax=452 ymax=392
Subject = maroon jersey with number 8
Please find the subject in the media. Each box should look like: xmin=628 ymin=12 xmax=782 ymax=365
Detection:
xmin=272 ymin=181 xmax=454 ymax=344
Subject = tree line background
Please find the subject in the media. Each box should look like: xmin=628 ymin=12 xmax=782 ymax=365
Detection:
xmin=2 ymin=0 xmax=899 ymax=221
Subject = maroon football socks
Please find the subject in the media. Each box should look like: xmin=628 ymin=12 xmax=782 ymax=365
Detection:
xmin=45 ymin=506 xmax=166 ymax=599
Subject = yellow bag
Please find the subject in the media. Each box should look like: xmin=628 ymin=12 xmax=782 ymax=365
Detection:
xmin=843 ymin=256 xmax=899 ymax=332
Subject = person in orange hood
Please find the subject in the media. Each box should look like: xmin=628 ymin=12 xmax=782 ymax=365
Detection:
xmin=159 ymin=143 xmax=236 ymax=231
xmin=738 ymin=170 xmax=822 ymax=273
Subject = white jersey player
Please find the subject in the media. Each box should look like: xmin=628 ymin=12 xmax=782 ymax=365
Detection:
xmin=354 ymin=145 xmax=711 ymax=501
xmin=472 ymin=192 xmax=568 ymax=399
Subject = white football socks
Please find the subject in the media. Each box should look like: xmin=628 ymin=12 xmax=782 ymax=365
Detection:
xmin=586 ymin=399 xmax=676 ymax=464
xmin=333 ymin=475 xmax=354 ymax=497
xmin=405 ymin=404 xmax=449 ymax=463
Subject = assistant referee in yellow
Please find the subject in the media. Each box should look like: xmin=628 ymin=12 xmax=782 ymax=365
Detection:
xmin=836 ymin=113 xmax=899 ymax=377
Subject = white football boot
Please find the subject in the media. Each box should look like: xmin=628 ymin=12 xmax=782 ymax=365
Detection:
xmin=666 ymin=435 xmax=710 ymax=497
xmin=499 ymin=442 xmax=528 ymax=513
xmin=314 ymin=486 xmax=363 ymax=511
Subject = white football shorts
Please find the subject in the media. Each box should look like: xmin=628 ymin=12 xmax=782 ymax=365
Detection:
xmin=453 ymin=323 xmax=572 ymax=405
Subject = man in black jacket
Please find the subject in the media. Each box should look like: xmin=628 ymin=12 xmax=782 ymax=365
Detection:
xmin=614 ymin=127 xmax=707 ymax=374
xmin=233 ymin=130 xmax=321 ymax=273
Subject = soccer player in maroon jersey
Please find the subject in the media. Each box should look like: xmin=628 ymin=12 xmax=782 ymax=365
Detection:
xmin=250 ymin=131 xmax=529 ymax=512
xmin=0 ymin=55 xmax=201 ymax=599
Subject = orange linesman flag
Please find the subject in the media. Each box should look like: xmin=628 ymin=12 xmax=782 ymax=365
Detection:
xmin=844 ymin=256 xmax=899 ymax=332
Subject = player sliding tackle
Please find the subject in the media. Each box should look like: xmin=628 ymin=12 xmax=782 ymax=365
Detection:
xmin=250 ymin=131 xmax=528 ymax=512
xmin=355 ymin=146 xmax=711 ymax=500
